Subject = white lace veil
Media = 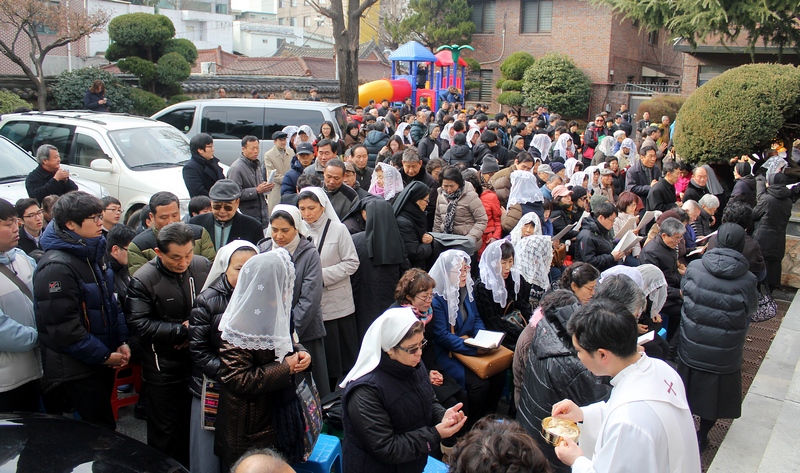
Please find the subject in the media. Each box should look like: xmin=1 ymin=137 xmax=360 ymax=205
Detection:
xmin=636 ymin=264 xmax=668 ymax=319
xmin=514 ymin=235 xmax=552 ymax=290
xmin=569 ymin=171 xmax=587 ymax=188
xmin=219 ymin=248 xmax=296 ymax=362
xmin=201 ymin=240 xmax=258 ymax=292
xmin=531 ymin=134 xmax=552 ymax=158
xmin=429 ymin=250 xmax=474 ymax=326
xmin=371 ymin=162 xmax=405 ymax=201
xmin=282 ymin=126 xmax=299 ymax=148
xmin=466 ymin=128 xmax=481 ymax=149
xmin=565 ymin=157 xmax=579 ymax=179
xmin=510 ymin=212 xmax=542 ymax=246
xmin=294 ymin=124 xmax=316 ymax=148
xmin=507 ymin=170 xmax=544 ymax=207
xmin=340 ymin=307 xmax=419 ymax=387
xmin=600 ymin=265 xmax=644 ymax=289
xmin=479 ymin=240 xmax=520 ymax=306
xmin=597 ymin=136 xmax=615 ymax=156
xmin=554 ymin=133 xmax=574 ymax=159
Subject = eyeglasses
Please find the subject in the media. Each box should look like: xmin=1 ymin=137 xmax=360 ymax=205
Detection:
xmin=104 ymin=207 xmax=122 ymax=213
xmin=414 ymin=292 xmax=433 ymax=302
xmin=85 ymin=214 xmax=103 ymax=224
xmin=0 ymin=218 xmax=19 ymax=227
xmin=396 ymin=339 xmax=427 ymax=355
xmin=23 ymin=209 xmax=44 ymax=219
xmin=212 ymin=203 xmax=235 ymax=212
xmin=120 ymin=246 xmax=129 ymax=252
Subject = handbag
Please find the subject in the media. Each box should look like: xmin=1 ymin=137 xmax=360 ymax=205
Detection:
xmin=453 ymin=346 xmax=514 ymax=380
xmin=200 ymin=376 xmax=219 ymax=430
xmin=500 ymin=301 xmax=527 ymax=332
xmin=752 ymin=284 xmax=777 ymax=323
xmin=295 ymin=375 xmax=323 ymax=460
xmin=551 ymin=242 xmax=567 ymax=268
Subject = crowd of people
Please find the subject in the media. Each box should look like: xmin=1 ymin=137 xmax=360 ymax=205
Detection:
xmin=0 ymin=95 xmax=797 ymax=473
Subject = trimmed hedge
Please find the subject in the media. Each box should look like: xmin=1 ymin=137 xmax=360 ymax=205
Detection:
xmin=500 ymin=52 xmax=535 ymax=81
xmin=522 ymin=53 xmax=591 ymax=118
xmin=637 ymin=95 xmax=685 ymax=124
xmin=53 ymin=68 xmax=133 ymax=113
xmin=674 ymin=64 xmax=800 ymax=164
xmin=0 ymin=91 xmax=30 ymax=114
xmin=130 ymin=88 xmax=166 ymax=116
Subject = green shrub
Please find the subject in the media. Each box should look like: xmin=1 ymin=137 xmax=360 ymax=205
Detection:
xmin=0 ymin=91 xmax=30 ymax=114
xmin=500 ymin=79 xmax=523 ymax=91
xmin=464 ymin=57 xmax=481 ymax=73
xmin=674 ymin=63 xmax=800 ymax=164
xmin=160 ymin=38 xmax=198 ymax=65
xmin=637 ymin=95 xmax=685 ymax=124
xmin=465 ymin=80 xmax=481 ymax=91
xmin=53 ymin=68 xmax=133 ymax=113
xmin=522 ymin=53 xmax=591 ymax=118
xmin=106 ymin=13 xmax=176 ymax=61
xmin=117 ymin=56 xmax=158 ymax=86
xmin=167 ymin=94 xmax=192 ymax=106
xmin=156 ymin=52 xmax=191 ymax=88
xmin=500 ymin=52 xmax=535 ymax=81
xmin=497 ymin=91 xmax=525 ymax=107
xmin=129 ymin=88 xmax=165 ymax=116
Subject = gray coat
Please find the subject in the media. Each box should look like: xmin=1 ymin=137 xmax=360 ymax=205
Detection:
xmin=227 ymin=155 xmax=269 ymax=227
xmin=258 ymin=237 xmax=325 ymax=342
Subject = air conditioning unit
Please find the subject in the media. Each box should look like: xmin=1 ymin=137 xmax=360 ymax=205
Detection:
xmin=201 ymin=62 xmax=217 ymax=75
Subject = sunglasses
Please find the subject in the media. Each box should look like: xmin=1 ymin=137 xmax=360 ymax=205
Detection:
xmin=212 ymin=203 xmax=235 ymax=212
xmin=396 ymin=339 xmax=428 ymax=355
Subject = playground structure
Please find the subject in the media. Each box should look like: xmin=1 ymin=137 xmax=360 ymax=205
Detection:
xmin=357 ymin=41 xmax=471 ymax=111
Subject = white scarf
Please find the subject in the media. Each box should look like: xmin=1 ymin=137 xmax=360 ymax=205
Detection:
xmin=429 ymin=250 xmax=474 ymax=326
xmin=479 ymin=240 xmax=521 ymax=306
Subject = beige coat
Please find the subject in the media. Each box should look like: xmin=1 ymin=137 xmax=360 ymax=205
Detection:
xmin=432 ymin=182 xmax=488 ymax=245
xmin=311 ymin=217 xmax=359 ymax=321
xmin=263 ymin=144 xmax=293 ymax=214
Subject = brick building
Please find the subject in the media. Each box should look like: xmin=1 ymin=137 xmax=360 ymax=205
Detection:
xmin=464 ymin=0 xmax=682 ymax=118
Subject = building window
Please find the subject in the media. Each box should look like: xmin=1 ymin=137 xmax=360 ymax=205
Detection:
xmin=215 ymin=3 xmax=227 ymax=14
xmin=278 ymin=0 xmax=285 ymax=7
xmin=290 ymin=17 xmax=297 ymax=26
xmin=520 ymin=0 xmax=552 ymax=33
xmin=697 ymin=65 xmax=730 ymax=86
xmin=466 ymin=69 xmax=494 ymax=102
xmin=291 ymin=0 xmax=297 ymax=6
xmin=647 ymin=30 xmax=659 ymax=45
xmin=303 ymin=16 xmax=311 ymax=26
xmin=262 ymin=39 xmax=269 ymax=43
xmin=277 ymin=38 xmax=286 ymax=48
xmin=469 ymin=0 xmax=495 ymax=34
xmin=278 ymin=17 xmax=285 ymax=25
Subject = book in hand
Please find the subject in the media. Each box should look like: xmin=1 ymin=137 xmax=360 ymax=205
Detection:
xmin=463 ymin=330 xmax=506 ymax=350
xmin=267 ymin=169 xmax=277 ymax=184
xmin=637 ymin=331 xmax=655 ymax=346
xmin=687 ymin=245 xmax=706 ymax=257
xmin=612 ymin=231 xmax=643 ymax=254
xmin=573 ymin=211 xmax=592 ymax=232
xmin=695 ymin=230 xmax=717 ymax=243
xmin=551 ymin=223 xmax=576 ymax=242
xmin=634 ymin=211 xmax=659 ymax=231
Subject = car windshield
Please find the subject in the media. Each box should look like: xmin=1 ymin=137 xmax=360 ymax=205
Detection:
xmin=0 ymin=137 xmax=36 ymax=181
xmin=108 ymin=126 xmax=190 ymax=169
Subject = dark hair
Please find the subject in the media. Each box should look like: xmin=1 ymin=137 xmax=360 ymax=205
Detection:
xmin=324 ymin=158 xmax=346 ymax=174
xmin=189 ymin=133 xmax=214 ymax=155
xmin=645 ymin=125 xmax=660 ymax=136
xmin=387 ymin=135 xmax=406 ymax=152
xmin=296 ymin=173 xmax=322 ymax=191
xmin=149 ymin=191 xmax=180 ymax=216
xmin=495 ymin=112 xmax=507 ymax=121
xmin=721 ymin=201 xmax=753 ymax=229
xmin=396 ymin=321 xmax=425 ymax=346
xmin=426 ymin=157 xmax=445 ymax=175
xmin=594 ymin=274 xmax=646 ymax=317
xmin=515 ymin=152 xmax=534 ymax=165
xmin=500 ymin=240 xmax=515 ymax=260
xmin=156 ymin=222 xmax=196 ymax=253
xmin=270 ymin=210 xmax=296 ymax=228
xmin=0 ymin=198 xmax=16 ymax=221
xmin=15 ymin=198 xmax=39 ymax=218
xmin=89 ymin=80 xmax=106 ymax=93
xmin=107 ymin=223 xmax=136 ymax=251
xmin=297 ymin=190 xmax=321 ymax=205
xmin=394 ymin=268 xmax=436 ymax=305
xmin=616 ymin=191 xmax=642 ymax=214
xmin=350 ymin=143 xmax=368 ymax=157
xmin=450 ymin=416 xmax=552 ymax=473
xmin=41 ymin=195 xmax=59 ymax=215
xmin=605 ymin=155 xmax=618 ymax=164
xmin=474 ymin=113 xmax=488 ymax=123
xmin=316 ymin=138 xmax=335 ymax=154
xmin=542 ymin=199 xmax=553 ymax=214
xmin=567 ymin=299 xmax=638 ymax=358
xmin=439 ymin=165 xmax=464 ymax=187
xmin=593 ymin=201 xmax=617 ymax=219
xmin=100 ymin=196 xmax=121 ymax=210
xmin=567 ymin=120 xmax=579 ymax=128
xmin=453 ymin=121 xmax=466 ymax=133
xmin=241 ymin=135 xmax=259 ymax=147
xmin=640 ymin=145 xmax=656 ymax=156
xmin=53 ymin=191 xmax=103 ymax=227
xmin=390 ymin=151 xmax=404 ymax=168
xmin=662 ymin=161 xmax=679 ymax=176
xmin=188 ymin=195 xmax=211 ymax=216
xmin=319 ymin=121 xmax=336 ymax=139
xmin=560 ymin=262 xmax=599 ymax=291
xmin=461 ymin=169 xmax=482 ymax=197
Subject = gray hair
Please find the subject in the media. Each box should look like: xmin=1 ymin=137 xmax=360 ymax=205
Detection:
xmin=230 ymin=447 xmax=289 ymax=473
xmin=402 ymin=148 xmax=421 ymax=163
xmin=613 ymin=130 xmax=626 ymax=139
xmin=593 ymin=274 xmax=647 ymax=317
xmin=36 ymin=144 xmax=57 ymax=164
xmin=682 ymin=199 xmax=700 ymax=213
xmin=548 ymin=174 xmax=562 ymax=185
xmin=698 ymin=194 xmax=720 ymax=210
xmin=660 ymin=217 xmax=685 ymax=237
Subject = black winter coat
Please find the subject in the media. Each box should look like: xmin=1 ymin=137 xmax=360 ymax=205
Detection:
xmin=442 ymin=143 xmax=473 ymax=167
xmin=416 ymin=137 xmax=446 ymax=164
xmin=125 ymin=256 xmax=211 ymax=385
xmin=489 ymin=145 xmax=511 ymax=168
xmin=682 ymin=180 xmax=707 ymax=204
xmin=343 ymin=353 xmax=445 ymax=473
xmin=473 ymin=277 xmax=533 ymax=350
xmin=625 ymin=161 xmax=660 ymax=200
xmin=409 ymin=121 xmax=427 ymax=144
xmin=25 ymin=165 xmax=79 ymax=203
xmin=183 ymin=152 xmax=225 ymax=197
xmin=83 ymin=91 xmax=108 ymax=112
xmin=395 ymin=208 xmax=432 ymax=269
xmin=730 ymin=175 xmax=757 ymax=208
xmin=753 ymin=183 xmax=793 ymax=261
xmin=471 ymin=143 xmax=492 ymax=167
xmin=188 ymin=274 xmax=233 ymax=397
xmin=364 ymin=130 xmax=389 ymax=168
xmin=575 ymin=217 xmax=617 ymax=272
xmin=190 ymin=212 xmax=264 ymax=249
xmin=639 ymin=235 xmax=682 ymax=307
xmin=351 ymin=232 xmax=404 ymax=340
xmin=646 ymin=178 xmax=677 ymax=211
xmin=679 ymin=248 xmax=758 ymax=374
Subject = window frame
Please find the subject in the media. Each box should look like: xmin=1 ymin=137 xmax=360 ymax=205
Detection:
xmin=469 ymin=0 xmax=496 ymax=34
xmin=520 ymin=0 xmax=553 ymax=34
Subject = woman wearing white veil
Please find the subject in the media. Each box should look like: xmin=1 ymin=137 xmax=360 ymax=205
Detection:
xmin=395 ymin=122 xmax=414 ymax=146
xmin=514 ymin=234 xmax=553 ymax=308
xmin=530 ymin=133 xmax=552 ymax=160
xmin=569 ymin=171 xmax=588 ymax=189
xmin=502 ymin=170 xmax=545 ymax=234
xmin=215 ymin=249 xmax=312 ymax=470
xmin=508 ymin=211 xmax=542 ymax=246
xmin=465 ymin=128 xmax=481 ymax=149
xmin=564 ymin=157 xmax=581 ymax=179
xmin=293 ymin=124 xmax=316 ymax=149
xmin=474 ymin=240 xmax=532 ymax=350
xmin=634 ymin=263 xmax=671 ymax=359
xmin=429 ymin=250 xmax=505 ymax=426
xmin=282 ymin=125 xmax=299 ymax=151
xmin=340 ymin=307 xmax=466 ymax=473
xmin=553 ymin=133 xmax=575 ymax=161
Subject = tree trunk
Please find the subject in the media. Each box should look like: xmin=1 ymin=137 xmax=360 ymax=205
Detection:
xmin=35 ymin=62 xmax=46 ymax=111
xmin=337 ymin=42 xmax=358 ymax=105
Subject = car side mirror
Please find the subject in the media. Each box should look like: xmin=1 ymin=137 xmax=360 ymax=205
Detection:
xmin=90 ymin=159 xmax=113 ymax=173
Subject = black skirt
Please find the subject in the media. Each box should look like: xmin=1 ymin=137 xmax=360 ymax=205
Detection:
xmin=677 ymin=362 xmax=742 ymax=420
xmin=323 ymin=315 xmax=359 ymax=380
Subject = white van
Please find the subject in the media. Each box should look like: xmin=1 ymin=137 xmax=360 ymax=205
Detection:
xmin=0 ymin=111 xmax=193 ymax=223
xmin=152 ymin=99 xmax=349 ymax=165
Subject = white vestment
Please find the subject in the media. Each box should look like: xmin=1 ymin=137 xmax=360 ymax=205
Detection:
xmin=572 ymin=354 xmax=701 ymax=473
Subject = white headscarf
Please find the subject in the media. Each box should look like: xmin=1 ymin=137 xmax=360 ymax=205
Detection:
xmin=219 ymin=248 xmax=295 ymax=362
xmin=340 ymin=307 xmax=419 ymax=388
xmin=268 ymin=204 xmax=310 ymax=238
xmin=564 ymin=157 xmax=580 ymax=179
xmin=395 ymin=122 xmax=413 ymax=145
xmin=636 ymin=264 xmax=668 ymax=319
xmin=507 ymin=170 xmax=544 ymax=208
xmin=554 ymin=133 xmax=574 ymax=160
xmin=514 ymin=235 xmax=552 ymax=290
xmin=293 ymin=124 xmax=316 ymax=148
xmin=466 ymin=128 xmax=481 ymax=149
xmin=370 ymin=162 xmax=404 ymax=201
xmin=597 ymin=136 xmax=615 ymax=156
xmin=282 ymin=126 xmax=299 ymax=148
xmin=429 ymin=250 xmax=474 ymax=326
xmin=599 ymin=265 xmax=644 ymax=289
xmin=442 ymin=123 xmax=455 ymax=146
xmin=530 ymin=134 xmax=552 ymax=159
xmin=299 ymin=187 xmax=340 ymax=241
xmin=763 ymin=155 xmax=788 ymax=180
xmin=201 ymin=240 xmax=258 ymax=292
xmin=569 ymin=171 xmax=587 ymax=188
xmin=620 ymin=137 xmax=637 ymax=157
xmin=479 ymin=240 xmax=520 ymax=306
xmin=584 ymin=166 xmax=600 ymax=190
xmin=510 ymin=212 xmax=542 ymax=246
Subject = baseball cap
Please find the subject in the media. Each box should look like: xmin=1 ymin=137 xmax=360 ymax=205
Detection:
xmin=296 ymin=142 xmax=314 ymax=155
